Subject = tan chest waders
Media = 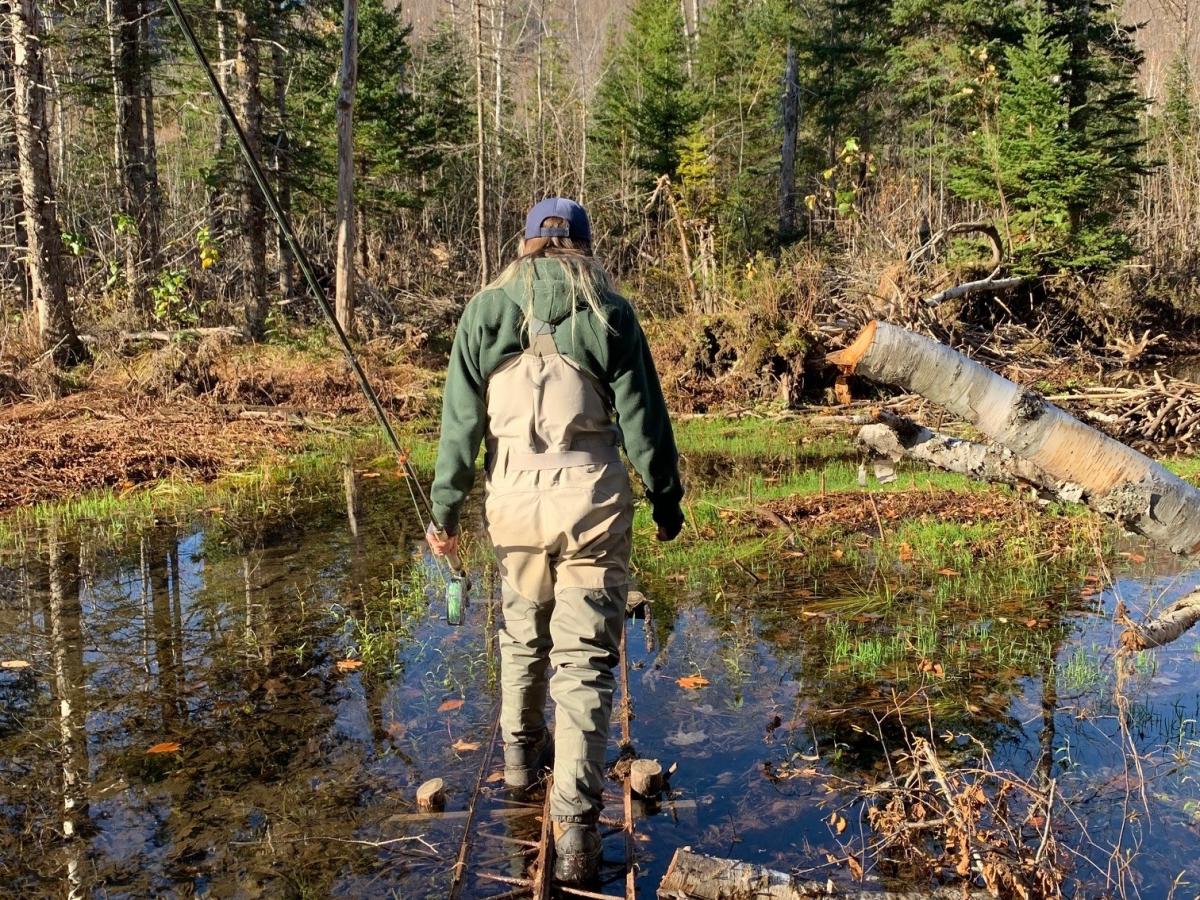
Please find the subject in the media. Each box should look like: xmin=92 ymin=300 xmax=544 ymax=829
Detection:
xmin=484 ymin=315 xmax=633 ymax=825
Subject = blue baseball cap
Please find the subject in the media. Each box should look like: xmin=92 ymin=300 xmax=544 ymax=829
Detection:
xmin=524 ymin=197 xmax=591 ymax=243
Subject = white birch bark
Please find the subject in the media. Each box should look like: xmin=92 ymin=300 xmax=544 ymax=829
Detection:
xmin=9 ymin=0 xmax=85 ymax=364
xmin=830 ymin=321 xmax=1200 ymax=554
xmin=334 ymin=0 xmax=358 ymax=336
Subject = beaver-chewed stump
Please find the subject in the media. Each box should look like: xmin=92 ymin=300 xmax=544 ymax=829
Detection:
xmin=416 ymin=777 xmax=446 ymax=812
xmin=629 ymin=758 xmax=664 ymax=798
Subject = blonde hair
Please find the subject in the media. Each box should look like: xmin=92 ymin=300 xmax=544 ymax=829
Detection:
xmin=487 ymin=216 xmax=615 ymax=340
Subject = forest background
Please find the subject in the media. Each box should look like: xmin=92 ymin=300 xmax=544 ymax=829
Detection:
xmin=2 ymin=0 xmax=1199 ymax=419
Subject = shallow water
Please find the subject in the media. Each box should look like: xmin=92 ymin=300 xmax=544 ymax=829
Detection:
xmin=2 ymin=462 xmax=1199 ymax=899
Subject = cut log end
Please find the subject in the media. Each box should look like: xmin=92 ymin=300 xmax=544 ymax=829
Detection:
xmin=629 ymin=758 xmax=664 ymax=798
xmin=416 ymin=777 xmax=446 ymax=812
xmin=825 ymin=320 xmax=879 ymax=372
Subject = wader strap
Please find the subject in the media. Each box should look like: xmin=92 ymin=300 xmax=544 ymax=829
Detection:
xmin=508 ymin=445 xmax=622 ymax=471
xmin=525 ymin=317 xmax=558 ymax=357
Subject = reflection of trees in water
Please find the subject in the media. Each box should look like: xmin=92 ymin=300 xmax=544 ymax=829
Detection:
xmin=45 ymin=524 xmax=90 ymax=899
xmin=146 ymin=527 xmax=187 ymax=726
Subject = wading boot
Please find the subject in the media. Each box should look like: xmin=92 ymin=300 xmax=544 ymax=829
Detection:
xmin=503 ymin=732 xmax=552 ymax=792
xmin=552 ymin=822 xmax=602 ymax=883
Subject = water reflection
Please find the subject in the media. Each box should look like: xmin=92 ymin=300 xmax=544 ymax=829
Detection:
xmin=0 ymin=469 xmax=1198 ymax=897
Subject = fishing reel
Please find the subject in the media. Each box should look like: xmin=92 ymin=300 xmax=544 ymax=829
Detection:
xmin=429 ymin=524 xmax=471 ymax=626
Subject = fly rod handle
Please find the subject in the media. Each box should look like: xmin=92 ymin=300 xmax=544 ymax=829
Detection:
xmin=428 ymin=523 xmax=467 ymax=578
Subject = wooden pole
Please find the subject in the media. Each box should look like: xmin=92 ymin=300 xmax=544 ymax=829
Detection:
xmin=334 ymin=0 xmax=358 ymax=336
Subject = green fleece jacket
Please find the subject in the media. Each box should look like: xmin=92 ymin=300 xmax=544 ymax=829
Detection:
xmin=430 ymin=259 xmax=683 ymax=534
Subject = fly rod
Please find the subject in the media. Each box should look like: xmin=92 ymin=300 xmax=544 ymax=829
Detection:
xmin=163 ymin=0 xmax=469 ymax=620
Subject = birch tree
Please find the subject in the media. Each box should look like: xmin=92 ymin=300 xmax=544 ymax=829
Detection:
xmin=8 ymin=0 xmax=85 ymax=365
xmin=335 ymin=0 xmax=358 ymax=336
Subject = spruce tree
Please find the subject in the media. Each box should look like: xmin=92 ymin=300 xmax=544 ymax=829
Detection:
xmin=950 ymin=7 xmax=1135 ymax=272
xmin=590 ymin=0 xmax=695 ymax=189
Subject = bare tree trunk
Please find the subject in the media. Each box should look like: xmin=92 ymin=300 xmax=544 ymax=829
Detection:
xmin=210 ymin=0 xmax=230 ymax=236
xmin=9 ymin=0 xmax=85 ymax=365
xmin=334 ymin=0 xmax=358 ymax=336
xmin=679 ymin=0 xmax=693 ymax=79
xmin=778 ymin=30 xmax=800 ymax=238
xmin=473 ymin=0 xmax=489 ymax=285
xmin=107 ymin=0 xmax=153 ymax=319
xmin=269 ymin=7 xmax=293 ymax=302
xmin=830 ymin=321 xmax=1200 ymax=554
xmin=138 ymin=0 xmax=161 ymax=269
xmin=236 ymin=5 xmax=268 ymax=338
xmin=0 ymin=26 xmax=31 ymax=307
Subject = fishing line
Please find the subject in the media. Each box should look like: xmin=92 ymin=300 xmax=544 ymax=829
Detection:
xmin=162 ymin=0 xmax=458 ymax=585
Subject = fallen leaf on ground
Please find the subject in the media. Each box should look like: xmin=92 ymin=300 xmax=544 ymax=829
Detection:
xmin=147 ymin=742 xmax=181 ymax=754
xmin=438 ymin=698 xmax=465 ymax=713
xmin=452 ymin=739 xmax=481 ymax=752
xmin=676 ymin=675 xmax=711 ymax=689
xmin=898 ymin=541 xmax=913 ymax=562
xmin=361 ymin=472 xmax=382 ymax=479
xmin=937 ymin=568 xmax=961 ymax=577
xmin=1 ymin=660 xmax=31 ymax=669
xmin=336 ymin=659 xmax=363 ymax=671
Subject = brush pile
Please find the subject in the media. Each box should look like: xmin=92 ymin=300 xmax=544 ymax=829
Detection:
xmin=855 ymin=735 xmax=1067 ymax=900
xmin=1047 ymin=373 xmax=1200 ymax=451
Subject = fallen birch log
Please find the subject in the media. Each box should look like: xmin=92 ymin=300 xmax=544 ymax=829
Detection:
xmin=828 ymin=321 xmax=1200 ymax=555
xmin=856 ymin=413 xmax=1078 ymax=502
xmin=658 ymin=849 xmax=984 ymax=899
xmin=1117 ymin=589 xmax=1200 ymax=650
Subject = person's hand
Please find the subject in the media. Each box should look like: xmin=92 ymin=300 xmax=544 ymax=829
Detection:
xmin=426 ymin=523 xmax=459 ymax=558
xmin=656 ymin=515 xmax=683 ymax=543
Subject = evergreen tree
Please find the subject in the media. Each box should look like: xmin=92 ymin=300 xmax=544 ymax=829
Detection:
xmin=590 ymin=0 xmax=695 ymax=189
xmin=690 ymin=0 xmax=789 ymax=254
xmin=950 ymin=8 xmax=1135 ymax=272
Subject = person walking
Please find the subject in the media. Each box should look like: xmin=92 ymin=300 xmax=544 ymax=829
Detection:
xmin=426 ymin=197 xmax=684 ymax=883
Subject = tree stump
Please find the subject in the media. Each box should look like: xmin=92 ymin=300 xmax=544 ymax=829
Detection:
xmin=416 ymin=777 xmax=445 ymax=812
xmin=629 ymin=758 xmax=663 ymax=798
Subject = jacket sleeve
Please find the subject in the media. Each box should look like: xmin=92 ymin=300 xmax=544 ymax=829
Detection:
xmin=430 ymin=305 xmax=486 ymax=534
xmin=608 ymin=305 xmax=684 ymax=529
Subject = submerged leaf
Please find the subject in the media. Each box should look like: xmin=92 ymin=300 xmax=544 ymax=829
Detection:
xmin=677 ymin=675 xmax=710 ymax=690
xmin=452 ymin=739 xmax=481 ymax=752
xmin=336 ymin=659 xmax=363 ymax=671
xmin=1 ymin=660 xmax=31 ymax=670
xmin=665 ymin=728 xmax=707 ymax=747
xmin=438 ymin=698 xmax=465 ymax=713
xmin=147 ymin=742 xmax=181 ymax=754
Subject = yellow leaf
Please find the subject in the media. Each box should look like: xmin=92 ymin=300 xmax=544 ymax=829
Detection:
xmin=438 ymin=698 xmax=465 ymax=713
xmin=147 ymin=741 xmax=181 ymax=754
xmin=937 ymin=568 xmax=960 ymax=577
xmin=336 ymin=659 xmax=363 ymax=671
xmin=676 ymin=675 xmax=711 ymax=690
xmin=452 ymin=739 xmax=481 ymax=752
xmin=1 ymin=660 xmax=31 ymax=669
xmin=898 ymin=542 xmax=913 ymax=562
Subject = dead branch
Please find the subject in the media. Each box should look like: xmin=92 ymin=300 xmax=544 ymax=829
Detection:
xmin=921 ymin=276 xmax=1026 ymax=307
